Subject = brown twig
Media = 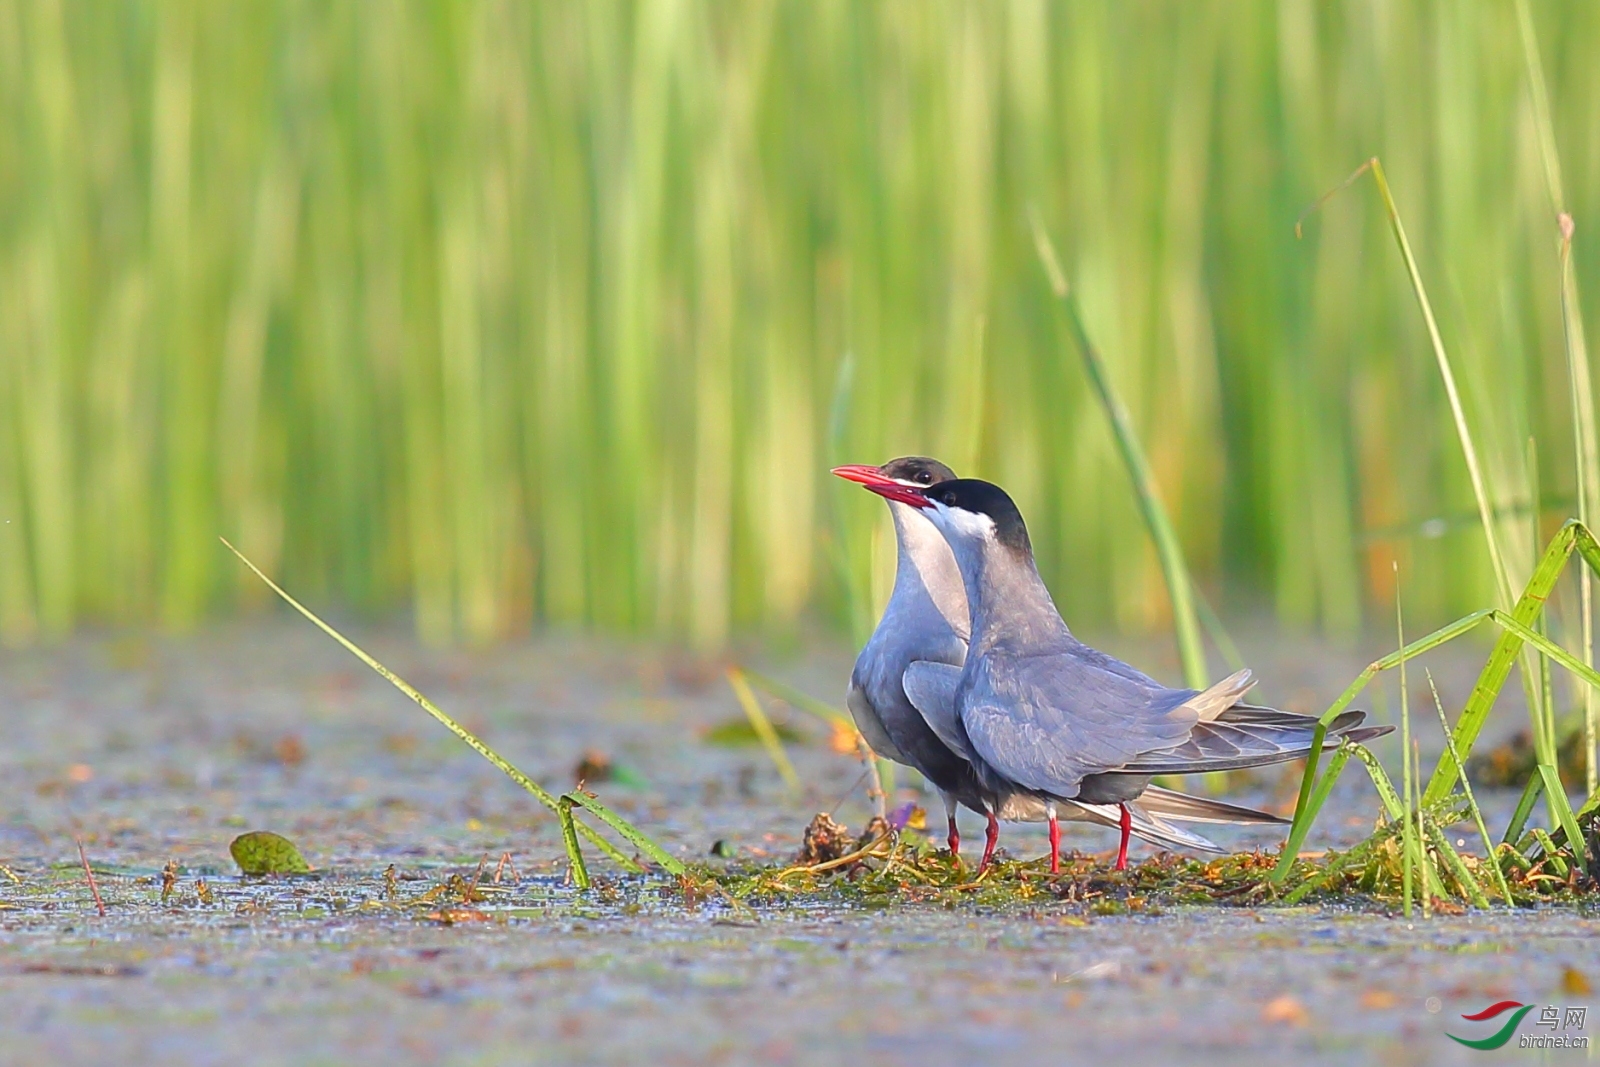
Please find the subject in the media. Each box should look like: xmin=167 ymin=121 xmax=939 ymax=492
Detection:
xmin=773 ymin=831 xmax=893 ymax=878
xmin=75 ymin=836 xmax=105 ymax=917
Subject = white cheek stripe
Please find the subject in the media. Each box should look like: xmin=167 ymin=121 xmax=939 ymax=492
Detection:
xmin=943 ymin=507 xmax=995 ymax=541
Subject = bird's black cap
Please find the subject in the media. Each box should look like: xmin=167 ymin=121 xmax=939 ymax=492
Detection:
xmin=924 ymin=478 xmax=1031 ymax=555
xmin=880 ymin=456 xmax=957 ymax=487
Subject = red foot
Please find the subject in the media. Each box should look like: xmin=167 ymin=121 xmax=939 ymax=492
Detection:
xmin=1048 ymin=809 xmax=1061 ymax=874
xmin=978 ymin=812 xmax=1000 ymax=872
xmin=947 ymin=815 xmax=961 ymax=859
xmin=1114 ymin=803 xmax=1131 ymax=871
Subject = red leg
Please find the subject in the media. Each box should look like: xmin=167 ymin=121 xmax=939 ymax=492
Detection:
xmin=978 ymin=812 xmax=1000 ymax=872
xmin=947 ymin=813 xmax=961 ymax=858
xmin=1047 ymin=806 xmax=1061 ymax=874
xmin=1114 ymin=803 xmax=1131 ymax=871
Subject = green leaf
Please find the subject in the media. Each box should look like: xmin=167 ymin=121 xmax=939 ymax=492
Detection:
xmin=229 ymin=831 xmax=312 ymax=875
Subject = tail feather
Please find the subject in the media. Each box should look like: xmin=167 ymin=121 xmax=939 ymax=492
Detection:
xmin=1178 ymin=668 xmax=1257 ymax=722
xmin=1138 ymin=785 xmax=1289 ymax=825
xmin=1065 ymin=799 xmax=1228 ymax=854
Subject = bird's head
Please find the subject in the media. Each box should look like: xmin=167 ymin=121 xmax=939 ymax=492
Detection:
xmin=905 ymin=478 xmax=1033 ymax=558
xmin=830 ymin=456 xmax=956 ymax=508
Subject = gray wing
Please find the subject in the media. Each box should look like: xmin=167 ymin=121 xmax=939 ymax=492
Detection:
xmin=845 ymin=677 xmax=909 ymax=764
xmin=961 ymin=653 xmax=1198 ymax=797
xmin=901 ymin=661 xmax=976 ymax=763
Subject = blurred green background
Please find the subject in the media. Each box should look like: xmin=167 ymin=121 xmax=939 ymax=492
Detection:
xmin=2 ymin=1 xmax=1597 ymax=650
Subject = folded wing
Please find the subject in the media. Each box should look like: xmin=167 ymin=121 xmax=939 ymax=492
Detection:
xmin=901 ymin=660 xmax=974 ymax=763
xmin=960 ymin=655 xmax=1198 ymax=797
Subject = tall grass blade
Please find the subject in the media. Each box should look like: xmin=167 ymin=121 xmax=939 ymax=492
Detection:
xmin=1300 ymin=159 xmax=1516 ymax=610
xmin=739 ymin=666 xmax=888 ymax=817
xmin=1517 ymin=0 xmax=1600 ymax=795
xmin=725 ymin=667 xmax=802 ymax=796
xmin=1425 ymin=819 xmax=1489 ymax=910
xmin=221 ymin=537 xmax=648 ymax=872
xmin=1503 ymin=772 xmax=1543 ymax=845
xmin=1536 ymin=763 xmax=1586 ymax=869
xmin=1397 ymin=568 xmax=1414 ymax=917
xmin=556 ymin=796 xmax=590 ymax=890
xmin=1029 ymin=211 xmax=1208 ymax=689
xmin=738 ymin=668 xmax=851 ymax=729
xmin=1425 ymin=669 xmax=1513 ymax=903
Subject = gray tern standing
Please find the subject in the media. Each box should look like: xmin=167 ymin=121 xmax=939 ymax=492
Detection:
xmin=834 ymin=457 xmax=990 ymax=857
xmin=857 ymin=474 xmax=1390 ymax=872
xmin=836 ymin=460 xmax=1311 ymax=871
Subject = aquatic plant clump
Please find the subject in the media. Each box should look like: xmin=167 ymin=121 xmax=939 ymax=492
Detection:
xmin=704 ymin=821 xmax=1598 ymax=916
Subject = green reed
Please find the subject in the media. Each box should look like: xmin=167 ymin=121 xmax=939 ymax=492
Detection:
xmin=1 ymin=3 xmax=1598 ymax=651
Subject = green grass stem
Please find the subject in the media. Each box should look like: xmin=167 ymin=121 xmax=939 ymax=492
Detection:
xmin=738 ymin=667 xmax=891 ymax=817
xmin=561 ymin=790 xmax=686 ymax=877
xmin=1300 ymin=158 xmax=1516 ymax=611
xmin=737 ymin=668 xmax=852 ymax=729
xmin=1517 ymin=0 xmax=1599 ymax=797
xmin=1503 ymin=773 xmax=1543 ymax=846
xmin=1276 ymin=521 xmax=1600 ymax=881
xmin=1029 ymin=211 xmax=1208 ymax=690
xmin=726 ymin=667 xmax=802 ymax=796
xmin=1425 ymin=669 xmax=1513 ymax=903
xmin=222 ymin=536 xmax=651 ymax=874
xmin=1397 ymin=580 xmax=1414 ymax=917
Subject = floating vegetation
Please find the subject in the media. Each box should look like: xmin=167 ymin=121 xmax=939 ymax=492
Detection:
xmin=229 ymin=832 xmax=313 ymax=876
xmin=701 ymin=819 xmax=1599 ymax=916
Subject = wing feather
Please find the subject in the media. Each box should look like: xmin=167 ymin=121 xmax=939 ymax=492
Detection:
xmin=960 ymin=655 xmax=1197 ymax=796
xmin=901 ymin=660 xmax=975 ymax=763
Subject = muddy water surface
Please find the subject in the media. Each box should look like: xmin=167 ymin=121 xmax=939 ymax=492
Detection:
xmin=1 ymin=621 xmax=1593 ymax=1065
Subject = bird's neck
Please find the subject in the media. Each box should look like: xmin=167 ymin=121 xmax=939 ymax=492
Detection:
xmin=887 ymin=502 xmax=969 ymax=642
xmin=956 ymin=538 xmax=1070 ymax=652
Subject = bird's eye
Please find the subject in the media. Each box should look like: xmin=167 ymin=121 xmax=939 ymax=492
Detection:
xmin=915 ymin=471 xmax=933 ymax=483
xmin=942 ymin=492 xmax=957 ymax=505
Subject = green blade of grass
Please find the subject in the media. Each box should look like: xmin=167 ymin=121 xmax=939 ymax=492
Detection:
xmin=1517 ymin=0 xmax=1599 ymax=798
xmin=1536 ymin=763 xmax=1586 ymax=869
xmin=1302 ymin=156 xmax=1552 ymax=799
xmin=1299 ymin=159 xmax=1515 ymax=610
xmin=221 ymin=536 xmax=645 ymax=873
xmin=1029 ymin=210 xmax=1208 ymax=691
xmin=1350 ymin=743 xmax=1406 ymax=823
xmin=1397 ymin=565 xmax=1414 ymax=918
xmin=1273 ymin=607 xmax=1495 ymax=881
xmin=738 ymin=668 xmax=852 ymax=729
xmin=1423 ymin=522 xmax=1595 ymax=804
xmin=1286 ymin=742 xmax=1356 ymax=853
xmin=556 ymin=796 xmax=590 ymax=890
xmin=1503 ymin=772 xmax=1543 ymax=846
xmin=1425 ymin=818 xmax=1490 ymax=910
xmin=725 ymin=667 xmax=801 ymax=795
xmin=1529 ymin=827 xmax=1570 ymax=879
xmin=562 ymin=790 xmax=686 ymax=877
xmin=1425 ymin=669 xmax=1513 ymax=904
xmin=1416 ymin=741 xmax=1432 ymax=917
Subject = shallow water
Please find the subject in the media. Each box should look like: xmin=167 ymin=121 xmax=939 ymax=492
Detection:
xmin=1 ymin=621 xmax=1593 ymax=1065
